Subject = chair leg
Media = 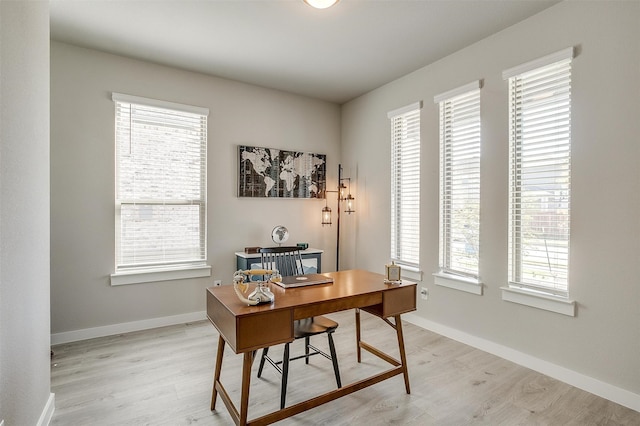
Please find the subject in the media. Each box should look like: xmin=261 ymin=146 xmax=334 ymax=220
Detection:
xmin=304 ymin=336 xmax=310 ymax=364
xmin=327 ymin=332 xmax=342 ymax=388
xmin=280 ymin=343 xmax=290 ymax=409
xmin=257 ymin=347 xmax=269 ymax=378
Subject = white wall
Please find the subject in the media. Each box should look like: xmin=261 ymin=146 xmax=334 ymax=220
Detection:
xmin=342 ymin=0 xmax=639 ymax=401
xmin=50 ymin=42 xmax=341 ymax=335
xmin=0 ymin=1 xmax=53 ymax=424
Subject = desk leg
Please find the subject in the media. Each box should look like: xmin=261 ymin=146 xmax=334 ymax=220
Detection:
xmin=211 ymin=336 xmax=226 ymax=410
xmin=239 ymin=351 xmax=255 ymax=426
xmin=355 ymin=308 xmax=362 ymax=363
xmin=394 ymin=315 xmax=411 ymax=394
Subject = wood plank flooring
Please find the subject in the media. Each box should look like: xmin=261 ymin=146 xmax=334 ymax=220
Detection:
xmin=51 ymin=310 xmax=639 ymax=425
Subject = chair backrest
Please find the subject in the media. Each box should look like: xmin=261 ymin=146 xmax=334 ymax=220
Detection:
xmin=259 ymin=246 xmax=304 ymax=277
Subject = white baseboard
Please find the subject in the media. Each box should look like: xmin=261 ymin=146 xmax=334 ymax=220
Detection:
xmin=51 ymin=311 xmax=207 ymax=345
xmin=37 ymin=393 xmax=55 ymax=426
xmin=403 ymin=313 xmax=640 ymax=413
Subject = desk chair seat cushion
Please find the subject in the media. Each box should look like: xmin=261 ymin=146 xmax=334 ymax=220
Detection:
xmin=294 ymin=315 xmax=338 ymax=338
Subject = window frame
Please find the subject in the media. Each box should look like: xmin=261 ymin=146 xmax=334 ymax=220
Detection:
xmin=433 ymin=81 xmax=483 ymax=295
xmin=110 ymin=93 xmax=210 ymax=285
xmin=388 ymin=101 xmax=423 ymax=280
xmin=501 ymin=47 xmax=576 ymax=315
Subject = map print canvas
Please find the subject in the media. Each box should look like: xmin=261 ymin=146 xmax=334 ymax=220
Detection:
xmin=238 ymin=145 xmax=326 ymax=198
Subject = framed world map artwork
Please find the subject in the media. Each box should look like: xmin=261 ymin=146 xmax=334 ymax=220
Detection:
xmin=238 ymin=145 xmax=327 ymax=198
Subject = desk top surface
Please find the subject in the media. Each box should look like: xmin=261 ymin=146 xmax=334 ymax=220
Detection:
xmin=207 ymin=269 xmax=415 ymax=318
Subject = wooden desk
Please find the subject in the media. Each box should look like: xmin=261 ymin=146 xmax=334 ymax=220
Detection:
xmin=206 ymin=269 xmax=417 ymax=426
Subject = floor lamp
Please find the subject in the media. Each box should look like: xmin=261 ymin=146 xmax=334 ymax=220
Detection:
xmin=322 ymin=164 xmax=355 ymax=270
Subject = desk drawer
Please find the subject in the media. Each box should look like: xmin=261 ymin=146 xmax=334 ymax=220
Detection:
xmin=236 ymin=310 xmax=293 ymax=352
xmin=293 ymin=293 xmax=383 ymax=319
xmin=362 ymin=285 xmax=416 ymax=318
xmin=383 ymin=285 xmax=416 ymax=317
xmin=207 ymin=290 xmax=293 ymax=353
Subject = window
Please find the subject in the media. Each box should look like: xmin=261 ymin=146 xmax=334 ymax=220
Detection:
xmin=503 ymin=48 xmax=574 ymax=303
xmin=434 ymin=82 xmax=481 ymax=285
xmin=388 ymin=102 xmax=422 ymax=272
xmin=112 ymin=93 xmax=209 ymax=285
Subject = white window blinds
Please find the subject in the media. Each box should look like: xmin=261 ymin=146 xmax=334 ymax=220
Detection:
xmin=388 ymin=102 xmax=422 ymax=268
xmin=503 ymin=48 xmax=573 ymax=297
xmin=113 ymin=93 xmax=208 ymax=271
xmin=435 ymin=81 xmax=481 ymax=278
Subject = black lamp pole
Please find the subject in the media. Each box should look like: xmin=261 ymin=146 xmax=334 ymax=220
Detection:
xmin=336 ymin=164 xmax=343 ymax=271
xmin=322 ymin=163 xmax=353 ymax=271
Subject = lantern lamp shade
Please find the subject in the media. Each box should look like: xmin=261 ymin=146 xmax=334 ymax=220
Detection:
xmin=322 ymin=205 xmax=332 ymax=225
xmin=345 ymin=194 xmax=355 ymax=214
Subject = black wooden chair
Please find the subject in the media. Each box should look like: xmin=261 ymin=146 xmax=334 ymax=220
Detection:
xmin=256 ymin=246 xmax=342 ymax=409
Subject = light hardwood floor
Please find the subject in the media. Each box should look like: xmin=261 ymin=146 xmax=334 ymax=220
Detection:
xmin=51 ymin=310 xmax=639 ymax=425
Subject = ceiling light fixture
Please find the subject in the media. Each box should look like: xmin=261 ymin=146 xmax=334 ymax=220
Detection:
xmin=304 ymin=0 xmax=339 ymax=9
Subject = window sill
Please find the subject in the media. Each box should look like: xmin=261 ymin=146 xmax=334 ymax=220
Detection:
xmin=111 ymin=264 xmax=211 ymax=286
xmin=433 ymin=271 xmax=483 ymax=295
xmin=397 ymin=264 xmax=423 ymax=282
xmin=501 ymin=286 xmax=576 ymax=317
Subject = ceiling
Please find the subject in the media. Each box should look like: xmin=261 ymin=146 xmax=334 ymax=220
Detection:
xmin=50 ymin=0 xmax=560 ymax=104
